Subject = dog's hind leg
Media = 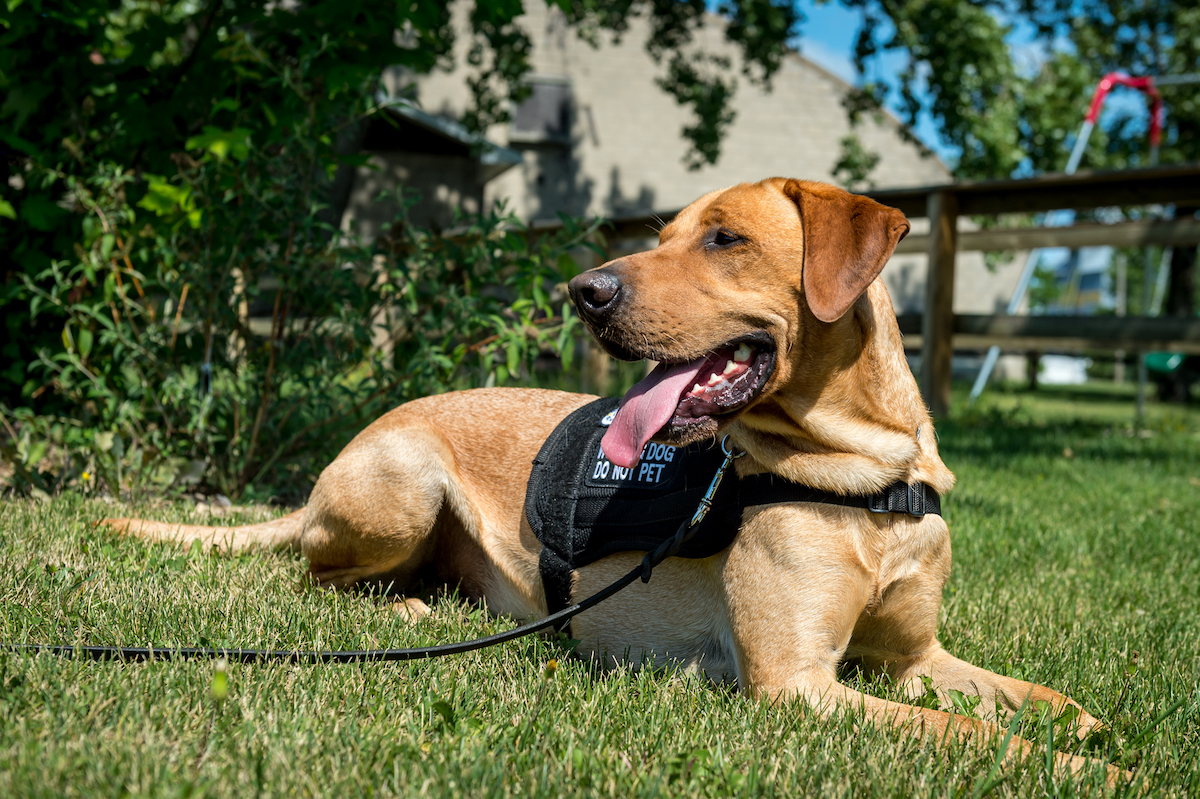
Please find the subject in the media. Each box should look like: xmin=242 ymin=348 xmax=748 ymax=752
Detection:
xmin=298 ymin=423 xmax=484 ymax=597
xmin=100 ymin=422 xmax=472 ymax=596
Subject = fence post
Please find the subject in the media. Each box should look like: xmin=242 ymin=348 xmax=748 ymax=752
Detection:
xmin=922 ymin=189 xmax=958 ymax=416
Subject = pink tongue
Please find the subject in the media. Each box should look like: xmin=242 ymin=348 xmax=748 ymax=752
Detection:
xmin=601 ymin=359 xmax=708 ymax=468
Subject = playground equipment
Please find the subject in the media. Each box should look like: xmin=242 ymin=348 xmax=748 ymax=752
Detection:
xmin=969 ymin=71 xmax=1200 ymax=409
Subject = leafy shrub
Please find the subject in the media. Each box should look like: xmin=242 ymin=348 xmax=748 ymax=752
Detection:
xmin=4 ymin=150 xmax=597 ymax=501
xmin=0 ymin=1 xmax=604 ymax=501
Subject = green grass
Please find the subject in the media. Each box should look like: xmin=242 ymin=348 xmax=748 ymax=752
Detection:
xmin=2 ymin=383 xmax=1199 ymax=797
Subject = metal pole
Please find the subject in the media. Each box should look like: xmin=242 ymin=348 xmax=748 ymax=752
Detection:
xmin=1135 ymin=143 xmax=1161 ymax=421
xmin=1114 ymin=253 xmax=1127 ymax=383
xmin=969 ymin=117 xmax=1095 ymax=402
xmin=1137 ymin=249 xmax=1153 ymax=419
xmin=1151 ymin=246 xmax=1173 ymax=314
xmin=1064 ymin=120 xmax=1095 ymax=175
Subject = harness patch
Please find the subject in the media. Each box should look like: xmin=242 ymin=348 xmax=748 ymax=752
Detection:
xmin=587 ymin=440 xmax=681 ymax=489
xmin=525 ymin=398 xmax=741 ymax=619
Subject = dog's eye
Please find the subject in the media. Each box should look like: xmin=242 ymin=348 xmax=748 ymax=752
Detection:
xmin=713 ymin=229 xmax=742 ymax=247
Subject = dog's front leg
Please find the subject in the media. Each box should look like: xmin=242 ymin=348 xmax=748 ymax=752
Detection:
xmin=892 ymin=647 xmax=1108 ymax=739
xmin=721 ymin=505 xmax=1125 ymax=786
xmin=720 ymin=504 xmax=880 ymax=702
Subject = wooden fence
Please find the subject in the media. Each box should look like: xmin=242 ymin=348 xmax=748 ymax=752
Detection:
xmin=868 ymin=164 xmax=1200 ymax=414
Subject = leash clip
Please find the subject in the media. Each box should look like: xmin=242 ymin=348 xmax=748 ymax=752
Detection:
xmin=642 ymin=436 xmax=744 ymax=583
xmin=688 ymin=436 xmax=745 ymax=528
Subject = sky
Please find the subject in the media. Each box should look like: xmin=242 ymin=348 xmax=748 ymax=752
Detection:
xmin=791 ymin=1 xmax=958 ymax=165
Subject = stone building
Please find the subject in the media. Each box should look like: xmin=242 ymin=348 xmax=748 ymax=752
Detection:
xmin=343 ymin=1 xmax=1025 ymax=377
xmin=345 ymin=99 xmax=522 ymax=234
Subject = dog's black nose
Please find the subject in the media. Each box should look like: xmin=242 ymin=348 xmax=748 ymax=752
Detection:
xmin=568 ymin=269 xmax=623 ymax=320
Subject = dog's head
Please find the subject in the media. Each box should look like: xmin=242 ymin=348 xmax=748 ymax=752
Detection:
xmin=567 ymin=178 xmax=909 ymax=468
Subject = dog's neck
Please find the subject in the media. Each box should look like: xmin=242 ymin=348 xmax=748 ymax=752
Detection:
xmin=731 ymin=282 xmax=955 ymax=496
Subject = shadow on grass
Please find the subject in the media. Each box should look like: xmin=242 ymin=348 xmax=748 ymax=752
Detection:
xmin=938 ymin=384 xmax=1200 ymax=466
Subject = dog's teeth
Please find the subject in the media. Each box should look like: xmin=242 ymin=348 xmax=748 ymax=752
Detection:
xmin=693 ymin=383 xmax=704 ymax=394
xmin=734 ymin=344 xmax=751 ymax=361
xmin=723 ymin=360 xmax=737 ymax=375
xmin=708 ymin=372 xmax=723 ymax=386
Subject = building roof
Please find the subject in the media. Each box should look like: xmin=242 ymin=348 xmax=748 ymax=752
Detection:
xmin=367 ymin=96 xmax=523 ymax=183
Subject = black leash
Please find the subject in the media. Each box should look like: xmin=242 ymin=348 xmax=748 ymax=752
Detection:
xmin=4 ymin=564 xmax=641 ymax=663
xmin=3 ymin=439 xmax=745 ymax=665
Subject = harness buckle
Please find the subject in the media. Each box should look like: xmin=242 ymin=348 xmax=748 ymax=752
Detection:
xmin=907 ymin=483 xmax=926 ymax=517
xmin=867 ymin=493 xmax=890 ymax=514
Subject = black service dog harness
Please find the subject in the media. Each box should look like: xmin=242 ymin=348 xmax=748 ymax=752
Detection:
xmin=524 ymin=397 xmax=941 ymax=631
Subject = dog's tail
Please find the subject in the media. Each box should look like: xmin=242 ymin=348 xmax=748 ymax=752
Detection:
xmin=100 ymin=508 xmax=306 ymax=554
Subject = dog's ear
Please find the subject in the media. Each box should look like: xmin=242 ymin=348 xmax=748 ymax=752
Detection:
xmin=783 ymin=179 xmax=910 ymax=324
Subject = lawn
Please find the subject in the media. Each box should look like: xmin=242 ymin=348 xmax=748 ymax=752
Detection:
xmin=1 ymin=383 xmax=1198 ymax=798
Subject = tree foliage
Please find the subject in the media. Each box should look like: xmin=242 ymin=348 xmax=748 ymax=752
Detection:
xmin=0 ymin=0 xmax=809 ymax=499
xmin=0 ymin=0 xmax=801 ymax=412
xmin=838 ymin=0 xmax=1200 ymax=177
xmin=0 ymin=0 xmax=607 ymax=498
xmin=836 ymin=0 xmax=1199 ymax=315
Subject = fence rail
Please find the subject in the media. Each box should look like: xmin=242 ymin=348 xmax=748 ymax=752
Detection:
xmin=865 ymin=163 xmax=1200 ymax=217
xmin=893 ymin=216 xmax=1200 ymax=254
xmin=895 ymin=314 xmax=1200 ymax=355
xmin=874 ymin=164 xmax=1200 ymax=414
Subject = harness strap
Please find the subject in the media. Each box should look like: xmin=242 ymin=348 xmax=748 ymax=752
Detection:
xmin=737 ymin=475 xmax=941 ymax=518
xmin=545 ymin=476 xmax=941 ymax=636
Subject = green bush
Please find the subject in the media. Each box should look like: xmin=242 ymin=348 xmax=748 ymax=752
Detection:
xmin=0 ymin=1 xmax=611 ymax=501
xmin=4 ymin=149 xmax=598 ymax=501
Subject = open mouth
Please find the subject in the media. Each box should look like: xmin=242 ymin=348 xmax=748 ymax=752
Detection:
xmin=599 ymin=333 xmax=776 ymax=468
xmin=673 ymin=339 xmax=774 ymax=423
